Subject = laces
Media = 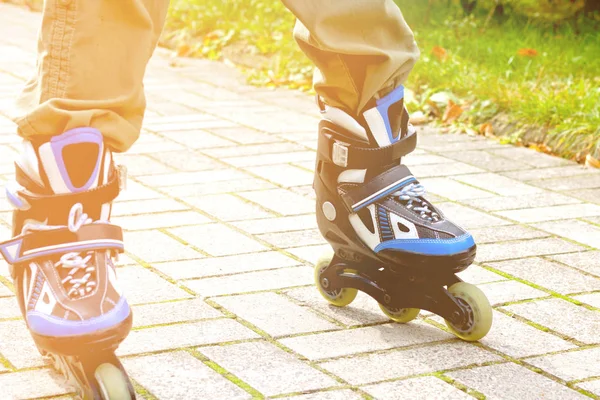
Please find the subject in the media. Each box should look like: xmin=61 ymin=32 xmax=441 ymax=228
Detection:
xmin=23 ymin=203 xmax=97 ymax=298
xmin=393 ymin=183 xmax=441 ymax=222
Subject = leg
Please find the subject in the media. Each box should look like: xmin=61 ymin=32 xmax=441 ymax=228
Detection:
xmin=284 ymin=0 xmax=492 ymax=341
xmin=0 ymin=1 xmax=169 ymax=398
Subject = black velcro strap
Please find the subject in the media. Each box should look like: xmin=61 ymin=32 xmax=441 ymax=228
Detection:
xmin=18 ymin=171 xmax=121 ymax=212
xmin=318 ymin=126 xmax=417 ymax=169
xmin=341 ymin=165 xmax=417 ymax=212
xmin=0 ymin=223 xmax=124 ymax=264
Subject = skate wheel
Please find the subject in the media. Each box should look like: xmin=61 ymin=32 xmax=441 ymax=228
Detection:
xmin=379 ymin=303 xmax=420 ymax=323
xmin=95 ymin=363 xmax=133 ymax=400
xmin=314 ymin=250 xmax=357 ymax=307
xmin=444 ymin=282 xmax=492 ymax=342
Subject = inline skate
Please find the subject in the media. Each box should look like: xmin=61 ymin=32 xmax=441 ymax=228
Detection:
xmin=313 ymin=86 xmax=492 ymax=341
xmin=0 ymin=128 xmax=135 ymax=399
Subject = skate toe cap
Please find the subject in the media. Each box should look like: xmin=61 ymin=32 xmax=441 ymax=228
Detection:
xmin=374 ymin=233 xmax=475 ymax=257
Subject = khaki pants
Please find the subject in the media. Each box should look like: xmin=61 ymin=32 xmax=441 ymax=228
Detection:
xmin=12 ymin=0 xmax=419 ymax=152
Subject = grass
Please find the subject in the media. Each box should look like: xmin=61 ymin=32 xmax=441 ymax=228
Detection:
xmin=161 ymin=0 xmax=600 ymax=162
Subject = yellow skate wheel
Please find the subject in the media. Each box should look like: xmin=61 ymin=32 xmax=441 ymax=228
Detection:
xmin=314 ymin=250 xmax=358 ymax=307
xmin=379 ymin=303 xmax=420 ymax=323
xmin=444 ymin=282 xmax=492 ymax=342
xmin=95 ymin=363 xmax=132 ymax=400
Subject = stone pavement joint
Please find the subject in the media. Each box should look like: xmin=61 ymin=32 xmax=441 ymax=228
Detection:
xmin=0 ymin=3 xmax=599 ymax=400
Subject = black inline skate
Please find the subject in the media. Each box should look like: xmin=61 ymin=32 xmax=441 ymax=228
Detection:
xmin=313 ymin=86 xmax=492 ymax=341
xmin=0 ymin=128 xmax=135 ymax=399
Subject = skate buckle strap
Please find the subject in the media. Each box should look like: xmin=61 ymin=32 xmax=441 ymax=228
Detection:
xmin=319 ymin=124 xmax=417 ymax=169
xmin=341 ymin=165 xmax=417 ymax=212
xmin=0 ymin=224 xmax=124 ymax=264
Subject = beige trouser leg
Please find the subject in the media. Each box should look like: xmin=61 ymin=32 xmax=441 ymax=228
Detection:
xmin=11 ymin=0 xmax=170 ymax=152
xmin=282 ymin=0 xmax=420 ymax=116
xmin=13 ymin=0 xmax=416 ymax=152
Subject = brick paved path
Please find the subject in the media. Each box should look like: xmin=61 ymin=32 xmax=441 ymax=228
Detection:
xmin=0 ymin=4 xmax=599 ymax=400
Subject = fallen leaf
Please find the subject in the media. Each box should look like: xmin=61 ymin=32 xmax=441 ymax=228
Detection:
xmin=176 ymin=44 xmax=191 ymax=57
xmin=517 ymin=48 xmax=538 ymax=57
xmin=432 ymin=46 xmax=448 ymax=61
xmin=586 ymin=154 xmax=600 ymax=169
xmin=442 ymin=100 xmax=464 ymax=123
xmin=479 ymin=122 xmax=494 ymax=137
xmin=409 ymin=110 xmax=427 ymax=125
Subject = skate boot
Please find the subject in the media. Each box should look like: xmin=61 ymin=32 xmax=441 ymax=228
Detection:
xmin=313 ymin=86 xmax=492 ymax=341
xmin=0 ymin=128 xmax=135 ymax=399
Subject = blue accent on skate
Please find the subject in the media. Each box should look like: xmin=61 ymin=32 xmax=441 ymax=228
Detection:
xmin=5 ymin=186 xmax=26 ymax=209
xmin=353 ymin=176 xmax=416 ymax=212
xmin=0 ymin=237 xmax=23 ymax=264
xmin=374 ymin=233 xmax=475 ymax=256
xmin=375 ymin=85 xmax=404 ymax=144
xmin=27 ymin=296 xmax=131 ymax=337
xmin=377 ymin=206 xmax=394 ymax=241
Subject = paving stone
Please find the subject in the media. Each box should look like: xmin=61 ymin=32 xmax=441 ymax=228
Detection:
xmin=444 ymin=149 xmax=529 ymax=172
xmin=138 ymin=169 xmax=250 ymax=187
xmin=127 ymin=139 xmax=186 ymax=154
xmin=184 ymin=266 xmax=313 ymax=297
xmin=496 ymin=203 xmax=600 ymax=223
xmin=224 ymin=151 xmax=315 ymax=167
xmin=132 ymin=298 xmax=222 ymax=327
xmin=577 ymin=380 xmax=600 ymax=396
xmin=0 ymin=320 xmax=46 ymax=368
xmin=247 ymin=164 xmax=313 ymax=187
xmin=408 ymin=162 xmax=484 ymax=178
xmin=113 ymin=153 xmax=176 ymax=176
xmin=573 ymin=293 xmax=600 ymax=308
xmin=278 ymin=389 xmax=363 ymax=400
xmin=533 ymin=219 xmax=600 ymax=248
xmin=161 ymin=129 xmax=237 ymax=149
xmin=419 ymin=177 xmax=494 ymax=200
xmin=149 ymin=150 xmax=223 ymax=171
xmin=184 ymin=194 xmax=276 ymax=221
xmin=168 ymin=224 xmax=268 ymax=256
xmin=476 ymin=238 xmax=583 ymax=263
xmin=0 ymin=281 xmax=12 ymax=297
xmin=489 ymin=147 xmax=571 ymax=168
xmin=113 ymin=210 xmax=210 ymax=230
xmin=448 ymin=363 xmax=587 ymax=400
xmin=403 ymin=153 xmax=454 ymax=165
xmin=202 ymin=341 xmax=339 ymax=396
xmin=469 ymin=224 xmax=549 ymax=244
xmin=167 ymin=178 xmax=276 ymax=197
xmin=280 ymin=322 xmax=452 ymax=361
xmin=113 ymin=180 xmax=164 ymax=202
xmin=478 ymin=280 xmax=547 ymax=305
xmin=152 ymin=251 xmax=300 ymax=280
xmin=481 ymin=311 xmax=575 ymax=357
xmin=531 ymin=174 xmax=600 ymax=191
xmin=0 ymin=369 xmax=69 ymax=399
xmin=238 ymin=189 xmax=315 ymax=215
xmin=215 ymin=292 xmax=338 ymax=336
xmin=434 ymin=202 xmax=510 ymax=229
xmin=232 ymin=215 xmax=317 ymax=234
xmin=117 ymin=318 xmax=259 ymax=356
xmin=362 ymin=376 xmax=472 ymax=400
xmin=0 ymin=296 xmax=19 ymax=319
xmin=463 ymin=192 xmax=581 ymax=212
xmin=284 ymin=287 xmax=389 ymax=327
xmin=118 ymin=265 xmax=192 ymax=305
xmin=258 ymin=228 xmax=326 ymax=248
xmin=550 ymin=251 xmax=600 ymax=277
xmin=487 ymin=258 xmax=600 ymax=294
xmin=454 ymin=173 xmax=544 ymax=196
xmin=321 ymin=342 xmax=500 ymax=385
xmin=208 ymin=126 xmax=279 ymax=145
xmin=503 ymin=298 xmax=600 ymax=344
xmin=456 ymin=265 xmax=508 ymax=284
xmin=124 ymin=351 xmax=251 ymax=400
xmin=204 ymin=142 xmax=307 ymax=158
xmin=503 ymin=165 xmax=595 ymax=181
xmin=285 ymin=244 xmax=335 ymax=265
xmin=112 ymin=197 xmax=188 ymax=216
xmin=567 ymin=188 xmax=600 ymax=204
xmin=527 ymin=347 xmax=600 ymax=381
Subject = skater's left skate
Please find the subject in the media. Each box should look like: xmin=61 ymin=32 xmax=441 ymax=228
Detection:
xmin=0 ymin=128 xmax=135 ymax=399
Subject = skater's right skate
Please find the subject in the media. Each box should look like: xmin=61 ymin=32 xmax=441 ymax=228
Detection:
xmin=0 ymin=128 xmax=135 ymax=399
xmin=312 ymin=86 xmax=493 ymax=341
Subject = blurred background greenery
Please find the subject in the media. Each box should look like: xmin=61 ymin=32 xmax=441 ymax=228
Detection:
xmin=3 ymin=0 xmax=600 ymax=163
